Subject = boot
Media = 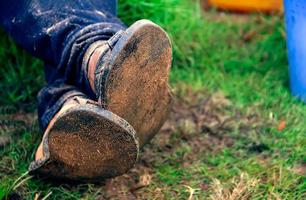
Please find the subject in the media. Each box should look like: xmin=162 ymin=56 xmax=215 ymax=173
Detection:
xmin=29 ymin=96 xmax=139 ymax=181
xmin=83 ymin=19 xmax=172 ymax=147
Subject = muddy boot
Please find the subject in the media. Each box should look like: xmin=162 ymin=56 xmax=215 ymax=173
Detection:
xmin=29 ymin=96 xmax=139 ymax=181
xmin=83 ymin=19 xmax=172 ymax=147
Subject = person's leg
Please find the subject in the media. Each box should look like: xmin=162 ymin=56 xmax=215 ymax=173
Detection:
xmin=0 ymin=0 xmax=125 ymax=97
xmin=0 ymin=1 xmax=140 ymax=180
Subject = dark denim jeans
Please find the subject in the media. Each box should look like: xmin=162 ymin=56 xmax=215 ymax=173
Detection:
xmin=0 ymin=0 xmax=127 ymax=131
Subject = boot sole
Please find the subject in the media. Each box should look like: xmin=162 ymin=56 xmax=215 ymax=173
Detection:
xmin=29 ymin=105 xmax=139 ymax=181
xmin=100 ymin=20 xmax=172 ymax=147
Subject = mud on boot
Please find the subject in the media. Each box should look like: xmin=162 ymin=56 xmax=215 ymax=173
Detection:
xmin=29 ymin=96 xmax=139 ymax=182
xmin=84 ymin=19 xmax=173 ymax=147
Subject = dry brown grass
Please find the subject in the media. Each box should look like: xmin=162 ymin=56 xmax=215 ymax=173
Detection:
xmin=209 ymin=173 xmax=259 ymax=200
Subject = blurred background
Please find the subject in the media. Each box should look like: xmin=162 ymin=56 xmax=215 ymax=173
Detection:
xmin=0 ymin=0 xmax=305 ymax=199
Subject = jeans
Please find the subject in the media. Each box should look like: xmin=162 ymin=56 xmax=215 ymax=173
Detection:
xmin=0 ymin=0 xmax=127 ymax=131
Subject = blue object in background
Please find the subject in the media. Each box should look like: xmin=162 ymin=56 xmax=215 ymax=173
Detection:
xmin=285 ymin=0 xmax=306 ymax=101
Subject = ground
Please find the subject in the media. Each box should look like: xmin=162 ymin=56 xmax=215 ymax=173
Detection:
xmin=0 ymin=0 xmax=305 ymax=199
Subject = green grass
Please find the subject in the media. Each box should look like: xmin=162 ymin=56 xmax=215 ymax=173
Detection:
xmin=0 ymin=0 xmax=305 ymax=199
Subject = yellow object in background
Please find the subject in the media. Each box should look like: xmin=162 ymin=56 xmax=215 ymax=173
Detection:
xmin=208 ymin=0 xmax=283 ymax=12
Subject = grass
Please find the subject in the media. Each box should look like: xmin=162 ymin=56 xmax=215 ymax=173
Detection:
xmin=0 ymin=0 xmax=305 ymax=199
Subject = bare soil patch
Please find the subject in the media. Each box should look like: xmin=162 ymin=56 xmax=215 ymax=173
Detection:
xmin=98 ymin=89 xmax=263 ymax=199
